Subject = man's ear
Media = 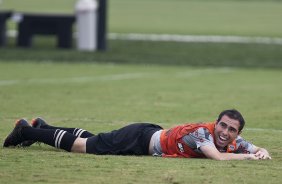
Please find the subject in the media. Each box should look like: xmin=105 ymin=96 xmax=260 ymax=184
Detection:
xmin=238 ymin=130 xmax=242 ymax=135
xmin=214 ymin=121 xmax=219 ymax=129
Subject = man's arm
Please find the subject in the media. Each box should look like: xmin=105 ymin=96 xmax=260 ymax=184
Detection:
xmin=252 ymin=146 xmax=272 ymax=160
xmin=200 ymin=145 xmax=268 ymax=160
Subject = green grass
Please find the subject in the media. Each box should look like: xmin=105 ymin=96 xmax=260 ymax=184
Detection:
xmin=0 ymin=61 xmax=282 ymax=183
xmin=110 ymin=0 xmax=282 ymax=37
xmin=1 ymin=0 xmax=282 ymax=183
xmin=2 ymin=39 xmax=282 ymax=68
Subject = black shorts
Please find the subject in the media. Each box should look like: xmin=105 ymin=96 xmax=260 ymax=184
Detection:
xmin=86 ymin=123 xmax=163 ymax=155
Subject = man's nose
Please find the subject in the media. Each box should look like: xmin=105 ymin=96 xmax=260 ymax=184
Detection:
xmin=222 ymin=127 xmax=228 ymax=135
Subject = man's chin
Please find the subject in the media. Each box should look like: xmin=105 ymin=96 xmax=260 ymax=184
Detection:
xmin=216 ymin=140 xmax=228 ymax=148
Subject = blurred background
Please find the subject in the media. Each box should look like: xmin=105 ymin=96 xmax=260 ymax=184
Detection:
xmin=1 ymin=0 xmax=282 ymax=36
xmin=1 ymin=0 xmax=282 ymax=67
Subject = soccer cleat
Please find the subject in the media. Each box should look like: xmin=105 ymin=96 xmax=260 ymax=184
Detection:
xmin=31 ymin=117 xmax=48 ymax=129
xmin=3 ymin=119 xmax=30 ymax=147
xmin=20 ymin=117 xmax=49 ymax=147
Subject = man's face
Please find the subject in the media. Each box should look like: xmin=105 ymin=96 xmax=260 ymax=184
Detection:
xmin=214 ymin=115 xmax=241 ymax=149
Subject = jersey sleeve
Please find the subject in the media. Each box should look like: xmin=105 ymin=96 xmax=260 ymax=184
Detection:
xmin=182 ymin=127 xmax=216 ymax=151
xmin=234 ymin=136 xmax=257 ymax=154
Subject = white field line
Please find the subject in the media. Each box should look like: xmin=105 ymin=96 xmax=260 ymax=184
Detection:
xmin=7 ymin=30 xmax=282 ymax=45
xmin=0 ymin=73 xmax=158 ymax=86
xmin=245 ymin=128 xmax=282 ymax=133
xmin=40 ymin=116 xmax=282 ymax=134
xmin=0 ymin=68 xmax=234 ymax=86
xmin=175 ymin=67 xmax=233 ymax=78
xmin=69 ymin=118 xmax=282 ymax=134
xmin=109 ymin=33 xmax=282 ymax=45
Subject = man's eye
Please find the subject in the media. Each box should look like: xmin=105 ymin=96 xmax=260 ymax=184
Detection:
xmin=220 ymin=122 xmax=227 ymax=128
xmin=229 ymin=128 xmax=237 ymax=133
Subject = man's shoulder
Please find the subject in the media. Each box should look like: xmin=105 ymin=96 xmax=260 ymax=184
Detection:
xmin=235 ymin=136 xmax=245 ymax=143
xmin=193 ymin=127 xmax=211 ymax=134
xmin=234 ymin=136 xmax=256 ymax=154
xmin=190 ymin=127 xmax=214 ymax=142
xmin=191 ymin=122 xmax=215 ymax=134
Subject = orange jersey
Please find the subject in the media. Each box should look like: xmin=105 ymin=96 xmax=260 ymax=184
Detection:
xmin=160 ymin=122 xmax=237 ymax=158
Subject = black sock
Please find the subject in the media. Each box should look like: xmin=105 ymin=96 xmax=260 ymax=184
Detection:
xmin=22 ymin=127 xmax=77 ymax=152
xmin=72 ymin=128 xmax=94 ymax=138
xmin=40 ymin=125 xmax=94 ymax=138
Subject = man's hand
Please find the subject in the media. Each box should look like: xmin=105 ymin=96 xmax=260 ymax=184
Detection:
xmin=254 ymin=149 xmax=272 ymax=160
xmin=200 ymin=145 xmax=271 ymax=160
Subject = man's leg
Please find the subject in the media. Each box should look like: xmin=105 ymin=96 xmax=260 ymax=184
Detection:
xmin=21 ymin=117 xmax=95 ymax=147
xmin=71 ymin=137 xmax=87 ymax=153
xmin=31 ymin=118 xmax=94 ymax=138
xmin=4 ymin=119 xmax=78 ymax=153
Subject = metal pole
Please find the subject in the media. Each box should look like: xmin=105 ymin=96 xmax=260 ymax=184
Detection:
xmin=97 ymin=0 xmax=107 ymax=51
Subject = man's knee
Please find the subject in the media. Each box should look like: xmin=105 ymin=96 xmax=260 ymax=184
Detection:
xmin=71 ymin=138 xmax=87 ymax=153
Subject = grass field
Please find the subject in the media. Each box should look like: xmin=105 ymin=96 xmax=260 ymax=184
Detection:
xmin=2 ymin=38 xmax=282 ymax=68
xmin=1 ymin=0 xmax=282 ymax=184
xmin=1 ymin=62 xmax=282 ymax=184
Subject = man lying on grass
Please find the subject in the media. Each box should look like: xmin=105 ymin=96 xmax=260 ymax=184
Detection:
xmin=3 ymin=109 xmax=271 ymax=160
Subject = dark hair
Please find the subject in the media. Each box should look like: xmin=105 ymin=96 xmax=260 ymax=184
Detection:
xmin=217 ymin=109 xmax=245 ymax=132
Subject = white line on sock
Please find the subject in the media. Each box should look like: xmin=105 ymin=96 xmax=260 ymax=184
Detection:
xmin=55 ymin=130 xmax=64 ymax=148
xmin=77 ymin=130 xmax=86 ymax=137
xmin=57 ymin=131 xmax=66 ymax=149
